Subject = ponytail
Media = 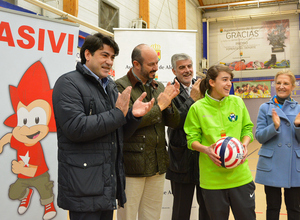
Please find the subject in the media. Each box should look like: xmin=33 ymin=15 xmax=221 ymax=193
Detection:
xmin=199 ymin=64 xmax=233 ymax=97
xmin=200 ymin=76 xmax=210 ymax=97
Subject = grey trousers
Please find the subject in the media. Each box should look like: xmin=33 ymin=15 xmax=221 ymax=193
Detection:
xmin=201 ymin=181 xmax=256 ymax=220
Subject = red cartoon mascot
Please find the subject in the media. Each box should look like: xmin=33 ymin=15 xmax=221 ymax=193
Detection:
xmin=0 ymin=61 xmax=57 ymax=220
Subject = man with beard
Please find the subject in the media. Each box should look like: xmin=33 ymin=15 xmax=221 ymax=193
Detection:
xmin=166 ymin=53 xmax=209 ymax=220
xmin=116 ymin=44 xmax=181 ymax=220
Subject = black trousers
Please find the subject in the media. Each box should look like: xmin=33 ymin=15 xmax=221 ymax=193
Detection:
xmin=202 ymin=181 xmax=256 ymax=220
xmin=265 ymin=185 xmax=300 ymax=220
xmin=69 ymin=210 xmax=113 ymax=220
xmin=171 ymin=180 xmax=210 ymax=220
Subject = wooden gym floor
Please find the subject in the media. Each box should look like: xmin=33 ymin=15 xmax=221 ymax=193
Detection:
xmin=78 ymin=139 xmax=288 ymax=220
xmin=229 ymin=139 xmax=287 ymax=220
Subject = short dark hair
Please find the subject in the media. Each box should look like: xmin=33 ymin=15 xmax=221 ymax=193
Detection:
xmin=131 ymin=44 xmax=146 ymax=65
xmin=80 ymin=33 xmax=119 ymax=64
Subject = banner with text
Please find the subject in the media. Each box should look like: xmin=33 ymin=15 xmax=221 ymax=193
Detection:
xmin=218 ymin=19 xmax=290 ymax=71
xmin=0 ymin=8 xmax=78 ymax=220
xmin=114 ymin=28 xmax=197 ymax=84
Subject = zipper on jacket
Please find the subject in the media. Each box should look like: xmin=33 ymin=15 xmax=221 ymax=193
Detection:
xmin=218 ymin=104 xmax=225 ymax=132
xmin=89 ymin=101 xmax=94 ymax=115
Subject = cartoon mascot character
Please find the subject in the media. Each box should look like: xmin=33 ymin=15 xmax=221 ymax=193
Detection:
xmin=0 ymin=61 xmax=57 ymax=220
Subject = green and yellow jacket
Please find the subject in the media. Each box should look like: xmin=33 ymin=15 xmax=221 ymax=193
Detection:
xmin=184 ymin=92 xmax=253 ymax=189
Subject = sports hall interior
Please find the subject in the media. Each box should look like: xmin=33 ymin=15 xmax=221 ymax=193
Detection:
xmin=1 ymin=0 xmax=300 ymax=220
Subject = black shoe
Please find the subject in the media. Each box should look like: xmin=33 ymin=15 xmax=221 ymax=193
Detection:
xmin=264 ymin=54 xmax=277 ymax=68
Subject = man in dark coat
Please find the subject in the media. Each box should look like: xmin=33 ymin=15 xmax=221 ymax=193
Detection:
xmin=52 ymin=33 xmax=154 ymax=220
xmin=166 ymin=53 xmax=209 ymax=220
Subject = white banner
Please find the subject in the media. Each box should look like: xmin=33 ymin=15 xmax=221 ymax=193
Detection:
xmin=114 ymin=28 xmax=197 ymax=83
xmin=0 ymin=8 xmax=78 ymax=220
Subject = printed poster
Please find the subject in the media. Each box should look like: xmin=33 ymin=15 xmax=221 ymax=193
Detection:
xmin=233 ymin=81 xmax=271 ymax=98
xmin=219 ymin=19 xmax=290 ymax=71
xmin=0 ymin=8 xmax=78 ymax=220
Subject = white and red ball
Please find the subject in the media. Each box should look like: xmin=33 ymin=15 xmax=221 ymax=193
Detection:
xmin=214 ymin=137 xmax=244 ymax=169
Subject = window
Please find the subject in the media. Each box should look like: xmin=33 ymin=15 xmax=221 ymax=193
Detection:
xmin=3 ymin=0 xmax=15 ymax=4
xmin=99 ymin=0 xmax=119 ymax=33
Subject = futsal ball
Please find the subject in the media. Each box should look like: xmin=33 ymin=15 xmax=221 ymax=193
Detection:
xmin=214 ymin=137 xmax=244 ymax=169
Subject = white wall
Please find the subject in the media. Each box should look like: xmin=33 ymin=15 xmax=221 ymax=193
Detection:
xmin=18 ymin=0 xmax=63 ymax=17
xmin=77 ymin=0 xmax=99 ymax=33
xmin=78 ymin=0 xmax=140 ymax=33
xmin=109 ymin=0 xmax=139 ymax=28
xmin=187 ymin=0 xmax=202 ymax=72
xmin=15 ymin=0 xmax=202 ymax=70
xmin=149 ymin=0 xmax=178 ymax=29
xmin=18 ymin=0 xmax=42 ymax=14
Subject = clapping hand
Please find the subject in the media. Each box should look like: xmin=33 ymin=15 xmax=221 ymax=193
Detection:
xmin=132 ymin=92 xmax=155 ymax=117
xmin=157 ymin=80 xmax=180 ymax=111
xmin=115 ymin=86 xmax=132 ymax=116
xmin=272 ymin=108 xmax=280 ymax=130
xmin=294 ymin=112 xmax=300 ymax=127
xmin=190 ymin=78 xmax=202 ymax=101
xmin=163 ymin=80 xmax=180 ymax=99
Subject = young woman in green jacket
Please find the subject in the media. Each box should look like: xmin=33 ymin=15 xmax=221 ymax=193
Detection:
xmin=184 ymin=64 xmax=255 ymax=220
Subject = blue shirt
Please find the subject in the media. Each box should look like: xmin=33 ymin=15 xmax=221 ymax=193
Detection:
xmin=83 ymin=64 xmax=109 ymax=93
